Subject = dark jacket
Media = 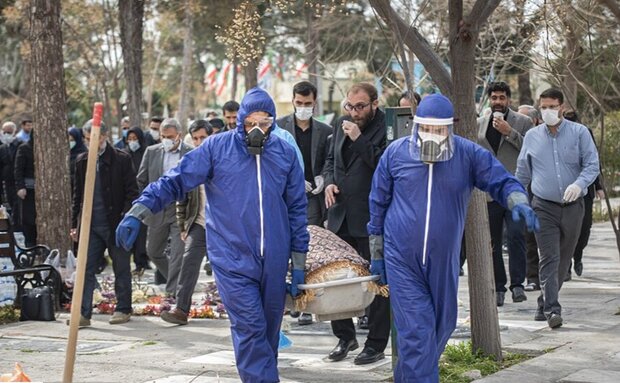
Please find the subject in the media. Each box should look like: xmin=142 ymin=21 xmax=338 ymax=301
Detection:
xmin=122 ymin=126 xmax=146 ymax=181
xmin=0 ymin=139 xmax=21 ymax=204
xmin=323 ymin=109 xmax=387 ymax=237
xmin=14 ymin=138 xmax=36 ymax=226
xmin=68 ymin=127 xmax=87 ymax=188
xmin=14 ymin=139 xmax=35 ymax=191
xmin=276 ymin=114 xmax=333 ymax=184
xmin=72 ymin=143 xmax=138 ymax=230
xmin=176 ymin=185 xmax=205 ymax=235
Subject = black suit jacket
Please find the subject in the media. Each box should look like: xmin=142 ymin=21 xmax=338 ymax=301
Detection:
xmin=0 ymin=141 xmax=20 ymax=203
xmin=276 ymin=114 xmax=333 ymax=181
xmin=323 ymin=109 xmax=386 ymax=237
xmin=72 ymin=144 xmax=139 ymax=230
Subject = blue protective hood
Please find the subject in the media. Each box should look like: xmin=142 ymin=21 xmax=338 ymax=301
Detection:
xmin=414 ymin=94 xmax=454 ymax=125
xmin=236 ymin=87 xmax=277 ymax=133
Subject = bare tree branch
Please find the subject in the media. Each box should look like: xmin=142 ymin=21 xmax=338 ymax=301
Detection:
xmin=470 ymin=0 xmax=502 ymax=31
xmin=368 ymin=0 xmax=452 ymax=97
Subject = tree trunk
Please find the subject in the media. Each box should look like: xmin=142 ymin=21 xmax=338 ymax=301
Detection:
xmin=563 ymin=29 xmax=580 ymax=110
xmin=449 ymin=0 xmax=502 ymax=361
xmin=28 ymin=0 xmax=71 ymax=254
xmin=119 ymin=0 xmax=144 ymax=129
xmin=177 ymin=0 xmax=193 ymax=130
xmin=244 ymin=58 xmax=258 ymax=91
xmin=518 ymin=71 xmax=533 ymax=106
xmin=305 ymin=9 xmax=323 ymax=115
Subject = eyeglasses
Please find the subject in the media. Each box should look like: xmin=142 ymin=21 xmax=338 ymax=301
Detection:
xmin=344 ymin=102 xmax=371 ymax=112
xmin=244 ymin=117 xmax=274 ymax=129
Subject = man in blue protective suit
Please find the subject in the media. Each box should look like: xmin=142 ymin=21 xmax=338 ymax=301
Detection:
xmin=367 ymin=94 xmax=539 ymax=383
xmin=115 ymin=87 xmax=309 ymax=383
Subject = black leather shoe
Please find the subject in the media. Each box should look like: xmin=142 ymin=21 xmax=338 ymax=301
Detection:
xmin=574 ymin=262 xmax=583 ymax=276
xmin=512 ymin=286 xmax=527 ymax=303
xmin=354 ymin=346 xmax=385 ymax=365
xmin=328 ymin=339 xmax=358 ymax=362
xmin=534 ymin=307 xmax=546 ymax=321
xmin=357 ymin=315 xmax=369 ymax=330
xmin=496 ymin=292 xmax=505 ymax=307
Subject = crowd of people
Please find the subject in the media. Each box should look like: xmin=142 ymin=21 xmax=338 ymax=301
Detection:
xmin=0 ymin=79 xmax=602 ymax=383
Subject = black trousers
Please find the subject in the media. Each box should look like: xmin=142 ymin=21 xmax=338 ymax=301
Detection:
xmin=572 ymin=194 xmax=593 ymax=265
xmin=525 ymin=231 xmax=539 ymax=285
xmin=330 ymin=221 xmax=391 ymax=352
xmin=488 ymin=201 xmax=526 ymax=292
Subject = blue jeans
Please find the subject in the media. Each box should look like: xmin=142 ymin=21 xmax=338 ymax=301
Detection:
xmin=81 ymin=225 xmax=132 ymax=319
xmin=488 ymin=200 xmax=526 ymax=293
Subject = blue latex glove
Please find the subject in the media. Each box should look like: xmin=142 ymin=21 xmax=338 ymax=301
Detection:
xmin=115 ymin=215 xmax=141 ymax=251
xmin=287 ymin=269 xmax=305 ymax=298
xmin=370 ymin=259 xmax=387 ymax=285
xmin=512 ymin=203 xmax=540 ymax=233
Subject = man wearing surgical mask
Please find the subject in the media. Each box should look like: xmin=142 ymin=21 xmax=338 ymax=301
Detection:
xmin=516 ymin=88 xmax=600 ymax=329
xmin=277 ymin=81 xmax=332 ymax=326
xmin=368 ymin=94 xmax=539 ymax=382
xmin=137 ymin=118 xmax=192 ymax=296
xmin=0 ymin=121 xmax=21 ymax=228
xmin=144 ymin=116 xmax=163 ymax=147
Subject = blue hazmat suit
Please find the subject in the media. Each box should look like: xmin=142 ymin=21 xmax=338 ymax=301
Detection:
xmin=134 ymin=87 xmax=309 ymax=382
xmin=368 ymin=135 xmax=526 ymax=383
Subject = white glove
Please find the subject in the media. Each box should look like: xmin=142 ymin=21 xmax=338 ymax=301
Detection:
xmin=311 ymin=175 xmax=325 ymax=195
xmin=304 ymin=180 xmax=313 ymax=193
xmin=563 ymin=183 xmax=582 ymax=203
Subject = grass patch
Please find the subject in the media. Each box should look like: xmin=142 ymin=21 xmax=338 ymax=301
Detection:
xmin=0 ymin=305 xmax=20 ymax=325
xmin=439 ymin=342 xmax=530 ymax=383
xmin=142 ymin=341 xmax=157 ymax=346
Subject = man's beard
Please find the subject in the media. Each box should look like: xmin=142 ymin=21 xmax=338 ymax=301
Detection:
xmin=492 ymin=104 xmax=507 ymax=114
xmin=352 ymin=109 xmax=375 ymax=129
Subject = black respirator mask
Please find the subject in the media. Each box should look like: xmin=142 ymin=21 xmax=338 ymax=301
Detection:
xmin=245 ymin=127 xmax=269 ymax=155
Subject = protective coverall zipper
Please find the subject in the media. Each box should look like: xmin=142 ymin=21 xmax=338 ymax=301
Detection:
xmin=422 ymin=163 xmax=433 ymax=265
xmin=256 ymin=154 xmax=264 ymax=257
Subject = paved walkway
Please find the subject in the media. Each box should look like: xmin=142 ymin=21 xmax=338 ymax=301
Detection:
xmin=0 ymin=222 xmax=618 ymax=382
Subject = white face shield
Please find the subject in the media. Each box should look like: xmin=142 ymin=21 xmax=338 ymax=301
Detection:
xmin=409 ymin=115 xmax=454 ymax=163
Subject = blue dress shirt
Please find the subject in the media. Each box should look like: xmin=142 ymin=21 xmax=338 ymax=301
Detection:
xmin=516 ymin=118 xmax=599 ymax=203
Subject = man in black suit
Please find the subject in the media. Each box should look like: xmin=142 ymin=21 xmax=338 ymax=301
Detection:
xmin=277 ymin=81 xmax=332 ymax=227
xmin=277 ymin=81 xmax=333 ymax=326
xmin=323 ymin=83 xmax=390 ymax=365
xmin=0 ymin=121 xmax=21 ymax=229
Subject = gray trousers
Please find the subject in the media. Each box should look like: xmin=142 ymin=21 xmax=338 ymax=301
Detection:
xmin=146 ymin=206 xmax=185 ymax=295
xmin=532 ymin=197 xmax=584 ymax=316
xmin=176 ymin=223 xmax=207 ymax=313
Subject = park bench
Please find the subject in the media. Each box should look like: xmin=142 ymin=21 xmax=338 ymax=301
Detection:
xmin=0 ymin=218 xmax=62 ymax=309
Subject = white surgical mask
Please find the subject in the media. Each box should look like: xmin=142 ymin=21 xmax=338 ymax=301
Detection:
xmin=295 ymin=107 xmax=314 ymax=121
xmin=128 ymin=141 xmax=140 ymax=152
xmin=150 ymin=129 xmax=160 ymax=141
xmin=1 ymin=133 xmax=15 ymax=145
xmin=161 ymin=138 xmax=176 ymax=152
xmin=541 ymin=109 xmax=561 ymax=127
xmin=69 ymin=141 xmax=76 ymax=150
